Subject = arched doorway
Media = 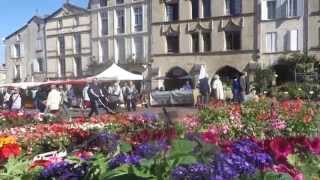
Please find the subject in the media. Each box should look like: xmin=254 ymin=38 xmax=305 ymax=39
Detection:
xmin=215 ymin=66 xmax=240 ymax=83
xmin=273 ymin=64 xmax=294 ymax=85
xmin=164 ymin=67 xmax=192 ymax=91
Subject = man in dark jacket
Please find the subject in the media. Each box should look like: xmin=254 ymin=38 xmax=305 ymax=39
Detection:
xmin=199 ymin=77 xmax=210 ymax=105
xmin=239 ymin=72 xmax=248 ymax=102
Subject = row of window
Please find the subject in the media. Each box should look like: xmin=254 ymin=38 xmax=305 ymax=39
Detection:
xmin=265 ymin=30 xmax=298 ymax=53
xmin=262 ymin=0 xmax=298 ymax=20
xmin=165 ymin=0 xmax=241 ymax=22
xmin=166 ymin=30 xmax=241 ymax=54
xmin=99 ymin=6 xmax=143 ymax=35
xmin=56 ymin=33 xmax=82 ymax=56
xmin=100 ymin=0 xmax=125 ymax=7
xmin=99 ymin=36 xmax=145 ymax=64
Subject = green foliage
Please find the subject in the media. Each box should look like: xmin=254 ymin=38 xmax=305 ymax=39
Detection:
xmin=287 ymin=154 xmax=320 ymax=179
xmin=275 ymin=82 xmax=320 ymax=100
xmin=0 ymin=156 xmax=42 ymax=180
xmin=253 ymin=67 xmax=276 ymax=94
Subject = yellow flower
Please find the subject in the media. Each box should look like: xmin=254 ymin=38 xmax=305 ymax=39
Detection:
xmin=0 ymin=136 xmax=17 ymax=148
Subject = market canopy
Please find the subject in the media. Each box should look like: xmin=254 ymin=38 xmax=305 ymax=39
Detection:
xmin=92 ymin=63 xmax=143 ymax=81
xmin=0 ymin=82 xmax=47 ymax=89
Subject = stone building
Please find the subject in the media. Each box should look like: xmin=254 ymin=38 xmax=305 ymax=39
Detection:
xmin=308 ymin=0 xmax=320 ymax=58
xmin=45 ymin=3 xmax=91 ymax=79
xmin=150 ymin=0 xmax=258 ymax=90
xmin=88 ymin=0 xmax=150 ymax=73
xmin=4 ymin=16 xmax=46 ymax=82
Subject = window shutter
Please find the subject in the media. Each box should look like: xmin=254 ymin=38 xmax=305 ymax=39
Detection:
xmin=261 ymin=0 xmax=268 ymax=20
xmin=266 ymin=33 xmax=271 ymax=52
xmin=276 ymin=0 xmax=286 ymax=18
xmin=33 ymin=59 xmax=40 ymax=73
xmin=290 ymin=30 xmax=298 ymax=51
xmin=20 ymin=44 xmax=24 ymax=57
xmin=11 ymin=45 xmax=15 ymax=58
xmin=297 ymin=0 xmax=304 ymax=16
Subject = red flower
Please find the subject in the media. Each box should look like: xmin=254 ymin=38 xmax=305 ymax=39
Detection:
xmin=269 ymin=137 xmax=294 ymax=160
xmin=31 ymin=160 xmax=51 ymax=169
xmin=74 ymin=151 xmax=94 ymax=160
xmin=0 ymin=144 xmax=21 ymax=160
xmin=307 ymin=137 xmax=320 ymax=155
xmin=200 ymin=131 xmax=219 ymax=145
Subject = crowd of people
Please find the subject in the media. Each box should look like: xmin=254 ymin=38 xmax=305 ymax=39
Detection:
xmin=0 ymin=79 xmax=146 ymax=118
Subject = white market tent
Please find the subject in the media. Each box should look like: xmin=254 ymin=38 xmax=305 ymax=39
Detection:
xmin=92 ymin=63 xmax=143 ymax=81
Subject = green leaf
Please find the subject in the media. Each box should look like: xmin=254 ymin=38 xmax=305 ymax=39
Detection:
xmin=119 ymin=142 xmax=132 ymax=153
xmin=262 ymin=172 xmax=292 ymax=180
xmin=176 ymin=155 xmax=197 ymax=165
xmin=170 ymin=139 xmax=195 ymax=156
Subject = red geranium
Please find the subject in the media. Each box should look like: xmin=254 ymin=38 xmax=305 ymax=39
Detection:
xmin=307 ymin=137 xmax=320 ymax=155
xmin=0 ymin=144 xmax=21 ymax=160
xmin=268 ymin=137 xmax=294 ymax=160
xmin=200 ymin=131 xmax=219 ymax=145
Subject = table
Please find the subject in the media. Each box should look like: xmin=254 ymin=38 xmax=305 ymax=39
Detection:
xmin=150 ymin=90 xmax=194 ymax=106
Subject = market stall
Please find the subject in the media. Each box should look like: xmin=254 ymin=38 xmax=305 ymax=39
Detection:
xmin=91 ymin=63 xmax=143 ymax=81
xmin=150 ymin=90 xmax=194 ymax=106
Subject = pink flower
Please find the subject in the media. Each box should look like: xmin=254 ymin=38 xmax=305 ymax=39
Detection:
xmin=307 ymin=137 xmax=320 ymax=155
xmin=200 ymin=130 xmax=219 ymax=145
xmin=269 ymin=137 xmax=294 ymax=160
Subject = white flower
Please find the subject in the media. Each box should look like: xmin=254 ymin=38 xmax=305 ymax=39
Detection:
xmin=284 ymin=91 xmax=289 ymax=95
xmin=263 ymin=91 xmax=268 ymax=94
xmin=309 ymin=91 xmax=314 ymax=95
xmin=274 ymin=74 xmax=278 ymax=78
xmin=298 ymin=88 xmax=302 ymax=91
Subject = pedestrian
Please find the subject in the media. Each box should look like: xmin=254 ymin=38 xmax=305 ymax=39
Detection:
xmin=67 ymin=84 xmax=76 ymax=108
xmin=212 ymin=75 xmax=225 ymax=100
xmin=232 ymin=77 xmax=241 ymax=103
xmin=199 ymin=78 xmax=210 ymax=105
xmin=3 ymin=89 xmax=12 ymax=109
xmin=9 ymin=88 xmax=22 ymax=112
xmin=82 ymin=83 xmax=91 ymax=109
xmin=31 ymin=87 xmax=38 ymax=109
xmin=87 ymin=79 xmax=114 ymax=117
xmin=110 ymin=82 xmax=122 ymax=110
xmin=46 ymin=85 xmax=62 ymax=116
xmin=239 ymin=72 xmax=248 ymax=102
xmin=182 ymin=81 xmax=192 ymax=91
xmin=59 ymin=85 xmax=71 ymax=121
xmin=126 ymin=81 xmax=138 ymax=112
xmin=35 ymin=87 xmax=47 ymax=113
xmin=122 ymin=82 xmax=129 ymax=108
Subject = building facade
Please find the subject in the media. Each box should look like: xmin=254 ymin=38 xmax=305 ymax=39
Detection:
xmin=4 ymin=16 xmax=46 ymax=82
xmin=45 ymin=3 xmax=91 ymax=79
xmin=259 ymin=0 xmax=305 ymax=66
xmin=151 ymin=0 xmax=257 ymax=89
xmin=308 ymin=0 xmax=320 ymax=58
xmin=89 ymin=0 xmax=150 ymax=73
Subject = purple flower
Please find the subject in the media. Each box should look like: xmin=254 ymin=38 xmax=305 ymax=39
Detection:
xmin=134 ymin=141 xmax=167 ymax=159
xmin=39 ymin=161 xmax=88 ymax=180
xmin=171 ymin=164 xmax=211 ymax=180
xmin=108 ymin=154 xmax=141 ymax=169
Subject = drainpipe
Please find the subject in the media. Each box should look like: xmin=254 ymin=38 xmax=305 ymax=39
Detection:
xmin=147 ymin=0 xmax=152 ymax=92
xmin=43 ymin=22 xmax=48 ymax=80
xmin=303 ymin=0 xmax=309 ymax=55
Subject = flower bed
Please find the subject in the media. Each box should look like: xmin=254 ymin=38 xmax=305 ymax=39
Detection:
xmin=0 ymin=99 xmax=319 ymax=179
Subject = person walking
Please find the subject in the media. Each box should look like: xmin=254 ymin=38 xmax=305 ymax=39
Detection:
xmin=239 ymin=72 xmax=248 ymax=102
xmin=122 ymin=82 xmax=129 ymax=108
xmin=110 ymin=82 xmax=122 ymax=111
xmin=46 ymin=85 xmax=62 ymax=116
xmin=82 ymin=83 xmax=91 ymax=109
xmin=3 ymin=89 xmax=12 ymax=109
xmin=35 ymin=87 xmax=47 ymax=113
xmin=67 ymin=85 xmax=76 ymax=108
xmin=9 ymin=88 xmax=22 ymax=112
xmin=232 ymin=77 xmax=241 ymax=103
xmin=126 ymin=81 xmax=138 ymax=112
xmin=59 ymin=85 xmax=71 ymax=121
xmin=212 ymin=75 xmax=225 ymax=100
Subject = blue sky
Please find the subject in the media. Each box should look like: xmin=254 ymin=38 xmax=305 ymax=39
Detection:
xmin=0 ymin=0 xmax=88 ymax=64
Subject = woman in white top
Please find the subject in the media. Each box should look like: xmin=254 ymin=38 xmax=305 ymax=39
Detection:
xmin=46 ymin=85 xmax=62 ymax=114
xmin=212 ymin=75 xmax=225 ymax=100
xmin=10 ymin=88 xmax=22 ymax=112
